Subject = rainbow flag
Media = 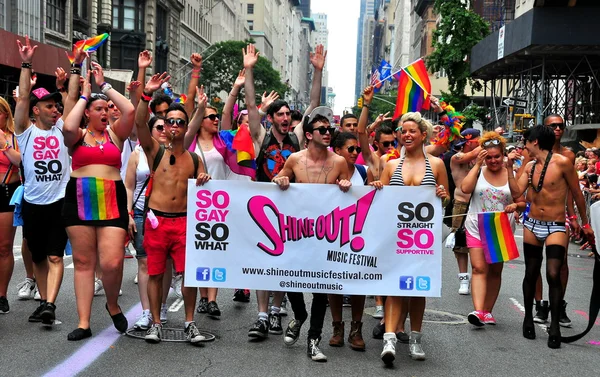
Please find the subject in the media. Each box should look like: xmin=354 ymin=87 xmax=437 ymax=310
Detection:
xmin=393 ymin=59 xmax=431 ymax=119
xmin=76 ymin=177 xmax=119 ymax=221
xmin=478 ymin=212 xmax=520 ymax=264
xmin=67 ymin=33 xmax=109 ymax=63
xmin=215 ymin=128 xmax=256 ymax=179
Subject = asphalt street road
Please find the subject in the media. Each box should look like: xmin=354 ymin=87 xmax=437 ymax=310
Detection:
xmin=1 ymin=226 xmax=599 ymax=377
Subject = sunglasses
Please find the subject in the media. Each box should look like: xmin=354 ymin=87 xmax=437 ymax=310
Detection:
xmin=548 ymin=123 xmax=565 ymax=130
xmin=154 ymin=124 xmax=164 ymax=132
xmin=314 ymin=126 xmax=336 ymax=135
xmin=108 ymin=103 xmax=115 ymax=109
xmin=380 ymin=141 xmax=393 ymax=148
xmin=91 ymin=93 xmax=109 ymax=101
xmin=482 ymin=139 xmax=501 ymax=147
xmin=204 ymin=114 xmax=220 ymax=121
xmin=166 ymin=118 xmax=186 ymax=127
xmin=346 ymin=146 xmax=362 ymax=153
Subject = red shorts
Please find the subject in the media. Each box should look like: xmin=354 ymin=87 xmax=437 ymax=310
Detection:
xmin=143 ymin=211 xmax=187 ymax=276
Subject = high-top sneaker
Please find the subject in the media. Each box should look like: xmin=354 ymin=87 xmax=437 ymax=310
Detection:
xmin=409 ymin=331 xmax=426 ymax=360
xmin=307 ymin=337 xmax=327 ymax=362
xmin=533 ymin=300 xmax=549 ymax=324
xmin=458 ymin=273 xmax=470 ymax=295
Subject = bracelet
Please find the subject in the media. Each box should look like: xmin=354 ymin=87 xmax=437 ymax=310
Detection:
xmin=583 ymin=223 xmax=591 ymax=230
xmin=191 ymin=74 xmax=200 ymax=79
xmin=100 ymin=82 xmax=108 ymax=89
xmin=71 ymin=63 xmax=82 ymax=69
xmin=192 ymin=68 xmax=201 ymax=72
xmin=568 ymin=215 xmax=578 ymax=220
xmin=21 ymin=62 xmax=32 ymax=69
xmin=70 ymin=68 xmax=81 ymax=75
xmin=363 ymin=103 xmax=370 ymax=109
xmin=129 ymin=210 xmax=134 ymax=217
xmin=79 ymin=95 xmax=88 ymax=101
xmin=141 ymin=92 xmax=152 ymax=102
xmin=101 ymin=82 xmax=112 ymax=94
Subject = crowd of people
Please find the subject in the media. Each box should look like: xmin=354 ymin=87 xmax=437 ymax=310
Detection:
xmin=0 ymin=35 xmax=595 ymax=366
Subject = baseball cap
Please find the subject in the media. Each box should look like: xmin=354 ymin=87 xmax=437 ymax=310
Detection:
xmin=455 ymin=128 xmax=481 ymax=148
xmin=307 ymin=106 xmax=333 ymax=126
xmin=30 ymin=88 xmax=62 ymax=106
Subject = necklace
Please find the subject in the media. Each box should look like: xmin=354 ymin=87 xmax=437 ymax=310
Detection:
xmin=528 ymin=151 xmax=552 ymax=193
xmin=87 ymin=129 xmax=105 ymax=152
xmin=305 ymin=155 xmax=328 ymax=183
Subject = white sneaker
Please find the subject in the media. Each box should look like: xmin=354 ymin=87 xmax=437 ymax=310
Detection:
xmin=372 ymin=305 xmax=384 ymax=319
xmin=94 ymin=278 xmax=105 ymax=296
xmin=458 ymin=273 xmax=470 ymax=295
xmin=160 ymin=304 xmax=168 ymax=324
xmin=170 ymin=274 xmax=182 ymax=298
xmin=17 ymin=278 xmax=36 ymax=300
xmin=34 ymin=286 xmax=41 ymax=300
xmin=381 ymin=333 xmax=397 ymax=365
xmin=134 ymin=273 xmax=138 ymax=284
xmin=134 ymin=310 xmax=152 ymax=330
xmin=409 ymin=331 xmax=426 ymax=360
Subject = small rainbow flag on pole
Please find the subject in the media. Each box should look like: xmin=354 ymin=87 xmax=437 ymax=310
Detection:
xmin=478 ymin=212 xmax=520 ymax=264
xmin=67 ymin=33 xmax=109 ymax=63
xmin=392 ymin=59 xmax=431 ymax=119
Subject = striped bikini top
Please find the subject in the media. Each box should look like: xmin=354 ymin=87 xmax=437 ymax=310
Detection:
xmin=390 ymin=152 xmax=437 ymax=186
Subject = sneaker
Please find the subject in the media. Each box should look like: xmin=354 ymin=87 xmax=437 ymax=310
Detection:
xmin=28 ymin=302 xmax=46 ymax=322
xmin=17 ymin=278 xmax=36 ymax=300
xmin=559 ymin=301 xmax=572 ymax=328
xmin=145 ymin=323 xmax=162 ymax=343
xmin=307 ymin=337 xmax=327 ymax=362
xmin=233 ymin=289 xmax=250 ymax=302
xmin=381 ymin=333 xmax=397 ymax=365
xmin=372 ymin=321 xmax=385 ymax=339
xmin=269 ymin=312 xmax=283 ymax=334
xmin=40 ymin=302 xmax=56 ymax=325
xmin=280 ymin=295 xmax=288 ymax=316
xmin=196 ymin=298 xmax=208 ymax=313
xmin=134 ymin=310 xmax=152 ymax=330
xmin=94 ymin=278 xmax=105 ymax=296
xmin=483 ymin=312 xmax=496 ymax=325
xmin=409 ymin=331 xmax=426 ymax=360
xmin=160 ymin=304 xmax=168 ymax=324
xmin=171 ymin=274 xmax=183 ymax=299
xmin=134 ymin=273 xmax=138 ymax=284
xmin=0 ymin=296 xmax=9 ymax=314
xmin=207 ymin=301 xmax=221 ymax=317
xmin=534 ymin=300 xmax=549 ymax=324
xmin=372 ymin=305 xmax=384 ymax=319
xmin=248 ymin=318 xmax=269 ymax=339
xmin=34 ymin=286 xmax=41 ymax=301
xmin=458 ymin=273 xmax=470 ymax=295
xmin=185 ymin=321 xmax=206 ymax=343
xmin=396 ymin=331 xmax=409 ymax=343
xmin=468 ymin=310 xmax=486 ymax=327
xmin=284 ymin=318 xmax=304 ymax=345
xmin=342 ymin=295 xmax=351 ymax=307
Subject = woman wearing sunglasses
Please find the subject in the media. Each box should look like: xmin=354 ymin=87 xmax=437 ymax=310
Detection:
xmin=62 ymin=62 xmax=135 ymax=340
xmin=461 ymin=132 xmax=525 ymax=327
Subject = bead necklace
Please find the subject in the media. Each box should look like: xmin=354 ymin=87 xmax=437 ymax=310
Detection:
xmin=87 ymin=128 xmax=105 ymax=152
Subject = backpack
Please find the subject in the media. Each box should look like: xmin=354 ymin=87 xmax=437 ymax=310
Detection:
xmin=257 ymin=131 xmax=301 ymax=166
xmin=355 ymin=164 xmax=368 ymax=185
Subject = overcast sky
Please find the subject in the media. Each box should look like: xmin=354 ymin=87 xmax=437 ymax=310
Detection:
xmin=311 ymin=0 xmax=360 ymax=115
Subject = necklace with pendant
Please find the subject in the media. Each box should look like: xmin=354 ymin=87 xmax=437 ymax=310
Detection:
xmin=87 ymin=129 xmax=105 ymax=152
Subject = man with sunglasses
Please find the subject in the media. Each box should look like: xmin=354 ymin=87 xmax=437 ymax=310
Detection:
xmin=272 ymin=106 xmax=351 ymax=361
xmin=449 ymin=129 xmax=482 ymax=295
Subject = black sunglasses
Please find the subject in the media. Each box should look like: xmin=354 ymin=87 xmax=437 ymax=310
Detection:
xmin=380 ymin=141 xmax=393 ymax=148
xmin=108 ymin=103 xmax=115 ymax=109
xmin=166 ymin=118 xmax=186 ymax=127
xmin=314 ymin=126 xmax=336 ymax=135
xmin=483 ymin=139 xmax=500 ymax=147
xmin=204 ymin=114 xmax=220 ymax=121
xmin=347 ymin=146 xmax=362 ymax=153
xmin=548 ymin=123 xmax=565 ymax=130
xmin=154 ymin=124 xmax=164 ymax=132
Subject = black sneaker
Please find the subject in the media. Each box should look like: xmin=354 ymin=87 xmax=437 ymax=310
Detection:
xmin=372 ymin=321 xmax=384 ymax=339
xmin=196 ymin=298 xmax=208 ymax=314
xmin=284 ymin=318 xmax=304 ymax=345
xmin=342 ymin=295 xmax=351 ymax=307
xmin=307 ymin=337 xmax=327 ymax=362
xmin=233 ymin=289 xmax=250 ymax=302
xmin=40 ymin=302 xmax=56 ymax=325
xmin=207 ymin=301 xmax=221 ymax=317
xmin=29 ymin=302 xmax=46 ymax=322
xmin=0 ymin=296 xmax=8 ymax=314
xmin=559 ymin=301 xmax=572 ymax=328
xmin=533 ymin=300 xmax=549 ymax=324
xmin=248 ymin=318 xmax=269 ymax=339
xmin=269 ymin=312 xmax=283 ymax=334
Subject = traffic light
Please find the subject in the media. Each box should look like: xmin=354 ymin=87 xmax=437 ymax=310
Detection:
xmin=357 ymin=97 xmax=363 ymax=109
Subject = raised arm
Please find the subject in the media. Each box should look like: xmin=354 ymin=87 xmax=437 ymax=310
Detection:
xmin=242 ymin=44 xmax=266 ymax=145
xmin=304 ymin=44 xmax=326 ymax=116
xmin=135 ymin=50 xmax=152 ymax=109
xmin=222 ymin=69 xmax=245 ymax=131
xmin=126 ymin=80 xmax=142 ymax=141
xmin=507 ymin=151 xmax=529 ymax=198
xmin=14 ymin=36 xmax=38 ymax=133
xmin=358 ymin=86 xmax=376 ymax=170
xmin=451 ymin=145 xmax=482 ymax=166
xmin=63 ymin=47 xmax=87 ymax=120
xmin=461 ymin=150 xmax=486 ymax=194
xmin=55 ymin=67 xmax=68 ymax=110
xmin=185 ymin=53 xmax=202 ymax=118
xmin=136 ymin=72 xmax=169 ymax=158
xmin=184 ymin=86 xmax=207 ymax=150
xmin=62 ymin=73 xmax=91 ymax=148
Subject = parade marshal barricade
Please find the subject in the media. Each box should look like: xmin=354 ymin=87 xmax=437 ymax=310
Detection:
xmin=185 ymin=181 xmax=442 ymax=297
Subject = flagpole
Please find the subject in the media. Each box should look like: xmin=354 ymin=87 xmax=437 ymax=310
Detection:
xmin=372 ymin=59 xmax=431 ymax=96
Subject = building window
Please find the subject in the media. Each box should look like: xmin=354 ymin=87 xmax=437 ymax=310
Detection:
xmin=247 ymin=20 xmax=254 ymax=31
xmin=247 ymin=3 xmax=254 ymax=14
xmin=74 ymin=0 xmax=88 ymax=20
xmin=47 ymin=0 xmax=66 ymax=34
xmin=155 ymin=6 xmax=169 ymax=74
xmin=112 ymin=0 xmax=144 ymax=31
xmin=0 ymin=0 xmax=5 ymax=29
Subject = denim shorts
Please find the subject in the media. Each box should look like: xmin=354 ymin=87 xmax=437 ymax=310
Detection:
xmin=133 ymin=207 xmax=147 ymax=258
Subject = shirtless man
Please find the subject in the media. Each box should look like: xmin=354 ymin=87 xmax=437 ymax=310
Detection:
xmin=518 ymin=115 xmax=578 ymax=327
xmin=506 ymin=125 xmax=593 ymax=349
xmin=450 ymin=129 xmax=482 ymax=295
xmin=135 ymin=72 xmax=210 ymax=344
xmin=272 ymin=107 xmax=352 ymax=362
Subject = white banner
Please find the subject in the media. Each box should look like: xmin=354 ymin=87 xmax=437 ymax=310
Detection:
xmin=185 ymin=181 xmax=442 ymax=297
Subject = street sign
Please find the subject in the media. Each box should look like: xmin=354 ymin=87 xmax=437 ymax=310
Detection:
xmin=502 ymin=97 xmax=528 ymax=109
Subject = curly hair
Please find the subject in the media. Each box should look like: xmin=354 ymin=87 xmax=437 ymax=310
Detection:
xmin=0 ymin=97 xmax=15 ymax=134
xmin=478 ymin=131 xmax=506 ymax=153
xmin=400 ymin=112 xmax=433 ymax=144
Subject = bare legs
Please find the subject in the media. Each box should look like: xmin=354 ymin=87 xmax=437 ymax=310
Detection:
xmin=0 ymin=212 xmax=15 ymax=297
xmin=470 ymin=247 xmax=503 ymax=312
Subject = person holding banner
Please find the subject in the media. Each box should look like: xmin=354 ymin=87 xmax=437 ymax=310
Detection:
xmin=460 ymin=132 xmax=525 ymax=327
xmin=378 ymin=111 xmax=449 ymax=364
xmin=506 ymin=125 xmax=593 ymax=349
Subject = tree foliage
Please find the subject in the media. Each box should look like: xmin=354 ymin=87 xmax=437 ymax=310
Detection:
xmin=426 ymin=0 xmax=489 ymax=106
xmin=199 ymin=40 xmax=288 ymax=104
xmin=352 ymin=92 xmax=397 ymax=121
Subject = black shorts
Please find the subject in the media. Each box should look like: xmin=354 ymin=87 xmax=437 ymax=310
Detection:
xmin=22 ymin=198 xmax=68 ymax=263
xmin=0 ymin=181 xmax=20 ymax=213
xmin=62 ymin=177 xmax=128 ymax=231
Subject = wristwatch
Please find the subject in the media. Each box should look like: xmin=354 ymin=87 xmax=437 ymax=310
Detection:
xmin=101 ymin=82 xmax=113 ymax=94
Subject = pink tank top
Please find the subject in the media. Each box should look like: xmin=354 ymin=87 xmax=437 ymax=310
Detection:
xmin=72 ymin=130 xmax=122 ymax=171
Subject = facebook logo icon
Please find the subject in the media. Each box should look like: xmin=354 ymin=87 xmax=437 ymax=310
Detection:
xmin=212 ymin=268 xmax=227 ymax=282
xmin=399 ymin=276 xmax=414 ymax=290
xmin=196 ymin=267 xmax=210 ymax=282
xmin=416 ymin=276 xmax=431 ymax=291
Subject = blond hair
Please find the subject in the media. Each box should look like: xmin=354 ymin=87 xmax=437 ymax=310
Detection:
xmin=0 ymin=97 xmax=15 ymax=134
xmin=400 ymin=112 xmax=433 ymax=144
xmin=479 ymin=131 xmax=506 ymax=153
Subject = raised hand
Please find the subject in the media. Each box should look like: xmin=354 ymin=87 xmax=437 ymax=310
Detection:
xmin=196 ymin=85 xmax=207 ymax=108
xmin=430 ymin=96 xmax=442 ymax=113
xmin=375 ymin=111 xmax=392 ymax=125
xmin=82 ymin=72 xmax=92 ymax=98
xmin=126 ymin=80 xmax=141 ymax=92
xmin=362 ymin=86 xmax=374 ymax=104
xmin=261 ymin=90 xmax=279 ymax=110
xmin=91 ymin=62 xmax=106 ymax=86
xmin=243 ymin=44 xmax=259 ymax=69
xmin=30 ymin=74 xmax=37 ymax=88
xmin=145 ymin=72 xmax=170 ymax=94
xmin=190 ymin=53 xmax=202 ymax=69
xmin=310 ymin=44 xmax=327 ymax=71
xmin=12 ymin=89 xmax=19 ymax=105
xmin=71 ymin=43 xmax=88 ymax=65
xmin=234 ymin=69 xmax=246 ymax=89
xmin=55 ymin=67 xmax=67 ymax=89
xmin=475 ymin=149 xmax=488 ymax=166
xmin=17 ymin=35 xmax=38 ymax=63
xmin=138 ymin=50 xmax=152 ymax=69
xmin=506 ymin=149 xmax=520 ymax=168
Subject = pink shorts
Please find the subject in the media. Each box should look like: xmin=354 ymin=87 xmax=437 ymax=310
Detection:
xmin=465 ymin=230 xmax=484 ymax=249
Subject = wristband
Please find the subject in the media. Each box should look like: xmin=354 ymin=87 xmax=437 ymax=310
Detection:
xmin=191 ymin=74 xmax=200 ymax=79
xmin=363 ymin=103 xmax=370 ymax=109
xmin=141 ymin=92 xmax=152 ymax=102
xmin=100 ymin=82 xmax=108 ymax=89
xmin=129 ymin=210 xmax=134 ymax=217
xmin=79 ymin=95 xmax=88 ymax=101
xmin=71 ymin=63 xmax=82 ymax=69
xmin=583 ymin=223 xmax=591 ymax=230
xmin=70 ymin=68 xmax=81 ymax=75
xmin=101 ymin=82 xmax=112 ymax=94
xmin=21 ymin=62 xmax=32 ymax=69
xmin=568 ymin=215 xmax=578 ymax=220
xmin=192 ymin=68 xmax=201 ymax=73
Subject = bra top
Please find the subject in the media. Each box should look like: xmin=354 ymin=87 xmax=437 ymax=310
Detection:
xmin=390 ymin=153 xmax=437 ymax=186
xmin=72 ymin=130 xmax=122 ymax=171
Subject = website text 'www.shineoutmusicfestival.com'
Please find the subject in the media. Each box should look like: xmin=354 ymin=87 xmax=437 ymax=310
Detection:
xmin=241 ymin=267 xmax=383 ymax=291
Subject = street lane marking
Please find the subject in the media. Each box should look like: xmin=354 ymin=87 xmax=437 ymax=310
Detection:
xmin=509 ymin=297 xmax=547 ymax=332
xmin=168 ymin=297 xmax=184 ymax=312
